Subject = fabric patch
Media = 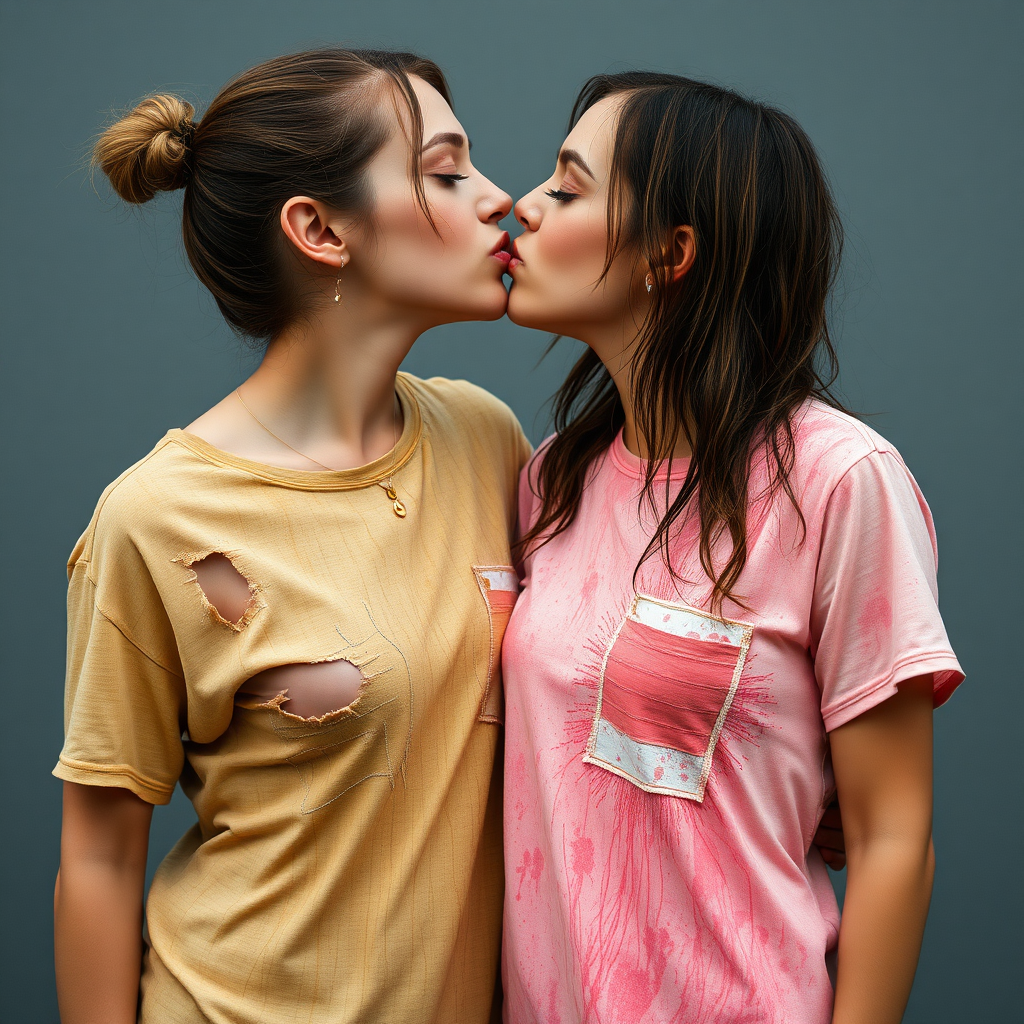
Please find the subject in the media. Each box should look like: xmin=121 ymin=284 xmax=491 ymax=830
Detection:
xmin=473 ymin=566 xmax=520 ymax=724
xmin=583 ymin=595 xmax=753 ymax=801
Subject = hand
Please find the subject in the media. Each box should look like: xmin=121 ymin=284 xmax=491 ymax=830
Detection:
xmin=813 ymin=796 xmax=846 ymax=870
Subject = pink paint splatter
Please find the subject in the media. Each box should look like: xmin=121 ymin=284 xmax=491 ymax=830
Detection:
xmin=546 ymin=980 xmax=562 ymax=1024
xmin=571 ymin=834 xmax=595 ymax=877
xmin=654 ymin=765 xmax=664 ymax=781
xmin=607 ymin=925 xmax=674 ymax=1024
xmin=516 ymin=846 xmax=545 ymax=901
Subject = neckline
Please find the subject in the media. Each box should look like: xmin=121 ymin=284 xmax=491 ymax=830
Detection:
xmin=607 ymin=427 xmax=692 ymax=482
xmin=165 ymin=373 xmax=423 ymax=491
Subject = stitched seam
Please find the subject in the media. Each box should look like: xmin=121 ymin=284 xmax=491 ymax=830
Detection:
xmin=84 ymin=577 xmax=184 ymax=677
xmin=362 ymin=602 xmax=414 ymax=784
xmin=472 ymin=565 xmax=516 ymax=724
xmin=81 ymin=440 xmax=180 ymax=564
xmin=822 ymin=651 xmax=959 ymax=721
xmin=586 ymin=593 xmax=754 ymax=803
xmin=584 ymin=602 xmax=632 ymax=761
xmin=697 ymin=623 xmax=753 ymax=798
xmin=56 ymin=756 xmax=174 ymax=798
xmin=581 ymin=752 xmax=704 ymax=802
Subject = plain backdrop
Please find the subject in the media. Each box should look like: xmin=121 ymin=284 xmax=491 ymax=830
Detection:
xmin=1 ymin=1 xmax=1021 ymax=1021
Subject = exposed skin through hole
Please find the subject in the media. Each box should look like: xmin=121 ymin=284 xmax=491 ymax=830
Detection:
xmin=238 ymin=660 xmax=365 ymax=719
xmin=192 ymin=553 xmax=253 ymax=625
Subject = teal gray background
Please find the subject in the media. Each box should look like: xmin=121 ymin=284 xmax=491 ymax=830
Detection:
xmin=2 ymin=1 xmax=1020 ymax=1020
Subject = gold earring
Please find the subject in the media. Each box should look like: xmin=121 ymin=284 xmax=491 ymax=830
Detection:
xmin=645 ymin=273 xmax=653 ymax=293
xmin=334 ymin=258 xmax=346 ymax=303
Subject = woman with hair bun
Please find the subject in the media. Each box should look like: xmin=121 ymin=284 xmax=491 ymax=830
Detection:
xmin=501 ymin=73 xmax=963 ymax=1023
xmin=54 ymin=49 xmax=524 ymax=1024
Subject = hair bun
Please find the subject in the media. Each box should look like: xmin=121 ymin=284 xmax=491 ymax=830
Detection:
xmin=94 ymin=94 xmax=196 ymax=203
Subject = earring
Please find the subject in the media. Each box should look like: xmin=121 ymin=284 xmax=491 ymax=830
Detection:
xmin=645 ymin=273 xmax=653 ymax=293
xmin=334 ymin=258 xmax=346 ymax=303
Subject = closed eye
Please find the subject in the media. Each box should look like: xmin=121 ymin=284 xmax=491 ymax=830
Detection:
xmin=545 ymin=188 xmax=579 ymax=203
xmin=433 ymin=173 xmax=469 ymax=185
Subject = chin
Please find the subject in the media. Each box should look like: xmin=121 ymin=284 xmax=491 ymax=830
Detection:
xmin=473 ymin=282 xmax=512 ymax=321
xmin=506 ymin=288 xmax=555 ymax=331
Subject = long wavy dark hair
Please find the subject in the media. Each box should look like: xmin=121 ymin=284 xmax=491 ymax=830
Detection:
xmin=518 ymin=72 xmax=848 ymax=611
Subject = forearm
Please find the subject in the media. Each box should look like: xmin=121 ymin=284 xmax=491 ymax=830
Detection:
xmin=832 ymin=835 xmax=934 ymax=1024
xmin=54 ymin=855 xmax=147 ymax=1024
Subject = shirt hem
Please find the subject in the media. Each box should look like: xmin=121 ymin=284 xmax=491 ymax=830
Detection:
xmin=54 ymin=757 xmax=175 ymax=805
xmin=822 ymin=652 xmax=964 ymax=731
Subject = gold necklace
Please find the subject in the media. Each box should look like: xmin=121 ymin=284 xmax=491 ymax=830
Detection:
xmin=234 ymin=388 xmax=407 ymax=519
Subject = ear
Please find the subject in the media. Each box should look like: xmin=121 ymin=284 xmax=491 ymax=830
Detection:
xmin=279 ymin=196 xmax=349 ymax=270
xmin=668 ymin=225 xmax=696 ymax=282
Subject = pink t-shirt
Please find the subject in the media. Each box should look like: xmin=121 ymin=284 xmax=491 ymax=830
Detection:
xmin=501 ymin=401 xmax=963 ymax=1024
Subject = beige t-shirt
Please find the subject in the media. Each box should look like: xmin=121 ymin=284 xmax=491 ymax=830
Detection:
xmin=55 ymin=374 xmax=532 ymax=1024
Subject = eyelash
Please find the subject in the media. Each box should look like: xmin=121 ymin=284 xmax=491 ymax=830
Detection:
xmin=432 ymin=173 xmax=468 ymax=186
xmin=545 ymin=188 xmax=579 ymax=203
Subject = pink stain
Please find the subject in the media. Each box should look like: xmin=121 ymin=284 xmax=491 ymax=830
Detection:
xmin=546 ymin=980 xmax=562 ymax=1024
xmin=516 ymin=847 xmax=545 ymax=901
xmin=653 ymin=766 xmax=664 ymax=781
xmin=571 ymin=835 xmax=595 ymax=877
xmin=606 ymin=925 xmax=674 ymax=1024
xmin=857 ymin=594 xmax=894 ymax=658
xmin=859 ymin=594 xmax=893 ymax=633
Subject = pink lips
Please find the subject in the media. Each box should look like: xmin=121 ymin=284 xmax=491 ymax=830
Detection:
xmin=507 ymin=240 xmax=524 ymax=271
xmin=490 ymin=231 xmax=512 ymax=266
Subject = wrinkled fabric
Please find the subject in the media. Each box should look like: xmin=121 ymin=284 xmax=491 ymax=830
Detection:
xmin=56 ymin=374 xmax=531 ymax=1024
xmin=502 ymin=402 xmax=962 ymax=1024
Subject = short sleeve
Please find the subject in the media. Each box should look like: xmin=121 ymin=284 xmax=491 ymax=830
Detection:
xmin=810 ymin=450 xmax=963 ymax=731
xmin=54 ymin=555 xmax=186 ymax=805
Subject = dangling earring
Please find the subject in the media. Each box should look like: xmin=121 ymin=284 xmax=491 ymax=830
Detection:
xmin=334 ymin=258 xmax=346 ymax=303
xmin=645 ymin=273 xmax=653 ymax=293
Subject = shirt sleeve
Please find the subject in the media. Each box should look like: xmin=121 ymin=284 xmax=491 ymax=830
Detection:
xmin=810 ymin=449 xmax=963 ymax=731
xmin=54 ymin=552 xmax=186 ymax=805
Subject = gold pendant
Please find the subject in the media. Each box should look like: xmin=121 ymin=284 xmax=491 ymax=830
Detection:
xmin=383 ymin=484 xmax=406 ymax=518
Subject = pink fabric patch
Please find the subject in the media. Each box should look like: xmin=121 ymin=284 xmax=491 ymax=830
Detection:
xmin=601 ymin=618 xmax=741 ymax=756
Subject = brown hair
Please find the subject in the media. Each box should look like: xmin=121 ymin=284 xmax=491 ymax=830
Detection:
xmin=93 ymin=49 xmax=452 ymax=342
xmin=518 ymin=72 xmax=847 ymax=611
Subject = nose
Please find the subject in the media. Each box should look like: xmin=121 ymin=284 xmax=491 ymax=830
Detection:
xmin=479 ymin=177 xmax=513 ymax=224
xmin=514 ymin=190 xmax=542 ymax=231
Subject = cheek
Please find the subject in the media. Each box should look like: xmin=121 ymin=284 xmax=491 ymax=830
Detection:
xmin=509 ymin=207 xmax=620 ymax=328
xmin=376 ymin=196 xmax=477 ymax=283
xmin=536 ymin=208 xmax=607 ymax=275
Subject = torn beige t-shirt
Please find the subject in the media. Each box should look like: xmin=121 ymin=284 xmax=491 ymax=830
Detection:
xmin=54 ymin=374 xmax=531 ymax=1024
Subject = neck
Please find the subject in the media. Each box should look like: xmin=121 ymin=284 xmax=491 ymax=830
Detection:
xmin=240 ymin=297 xmax=422 ymax=468
xmin=585 ymin=323 xmax=693 ymax=463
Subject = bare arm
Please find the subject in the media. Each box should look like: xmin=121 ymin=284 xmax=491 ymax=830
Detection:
xmin=829 ymin=675 xmax=935 ymax=1024
xmin=55 ymin=781 xmax=154 ymax=1024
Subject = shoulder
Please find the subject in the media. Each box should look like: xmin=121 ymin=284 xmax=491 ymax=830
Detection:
xmin=789 ymin=400 xmax=906 ymax=495
xmin=68 ymin=434 xmax=198 ymax=572
xmin=401 ymin=373 xmax=529 ymax=462
xmin=403 ymin=373 xmax=520 ymax=428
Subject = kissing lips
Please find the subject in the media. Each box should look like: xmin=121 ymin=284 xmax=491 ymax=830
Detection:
xmin=490 ymin=231 xmax=512 ymax=267
xmin=507 ymin=239 xmax=524 ymax=272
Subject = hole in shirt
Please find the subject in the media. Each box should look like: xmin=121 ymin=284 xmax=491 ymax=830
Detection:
xmin=192 ymin=553 xmax=254 ymax=626
xmin=238 ymin=659 xmax=365 ymax=720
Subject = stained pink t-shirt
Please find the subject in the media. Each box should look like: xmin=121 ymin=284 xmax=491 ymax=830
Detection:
xmin=501 ymin=402 xmax=963 ymax=1024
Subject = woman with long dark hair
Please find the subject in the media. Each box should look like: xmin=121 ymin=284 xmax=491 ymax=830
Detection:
xmin=54 ymin=50 xmax=526 ymax=1024
xmin=501 ymin=73 xmax=962 ymax=1023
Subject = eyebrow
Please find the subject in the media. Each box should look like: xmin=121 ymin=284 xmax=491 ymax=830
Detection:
xmin=558 ymin=147 xmax=595 ymax=180
xmin=422 ymin=131 xmax=472 ymax=152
